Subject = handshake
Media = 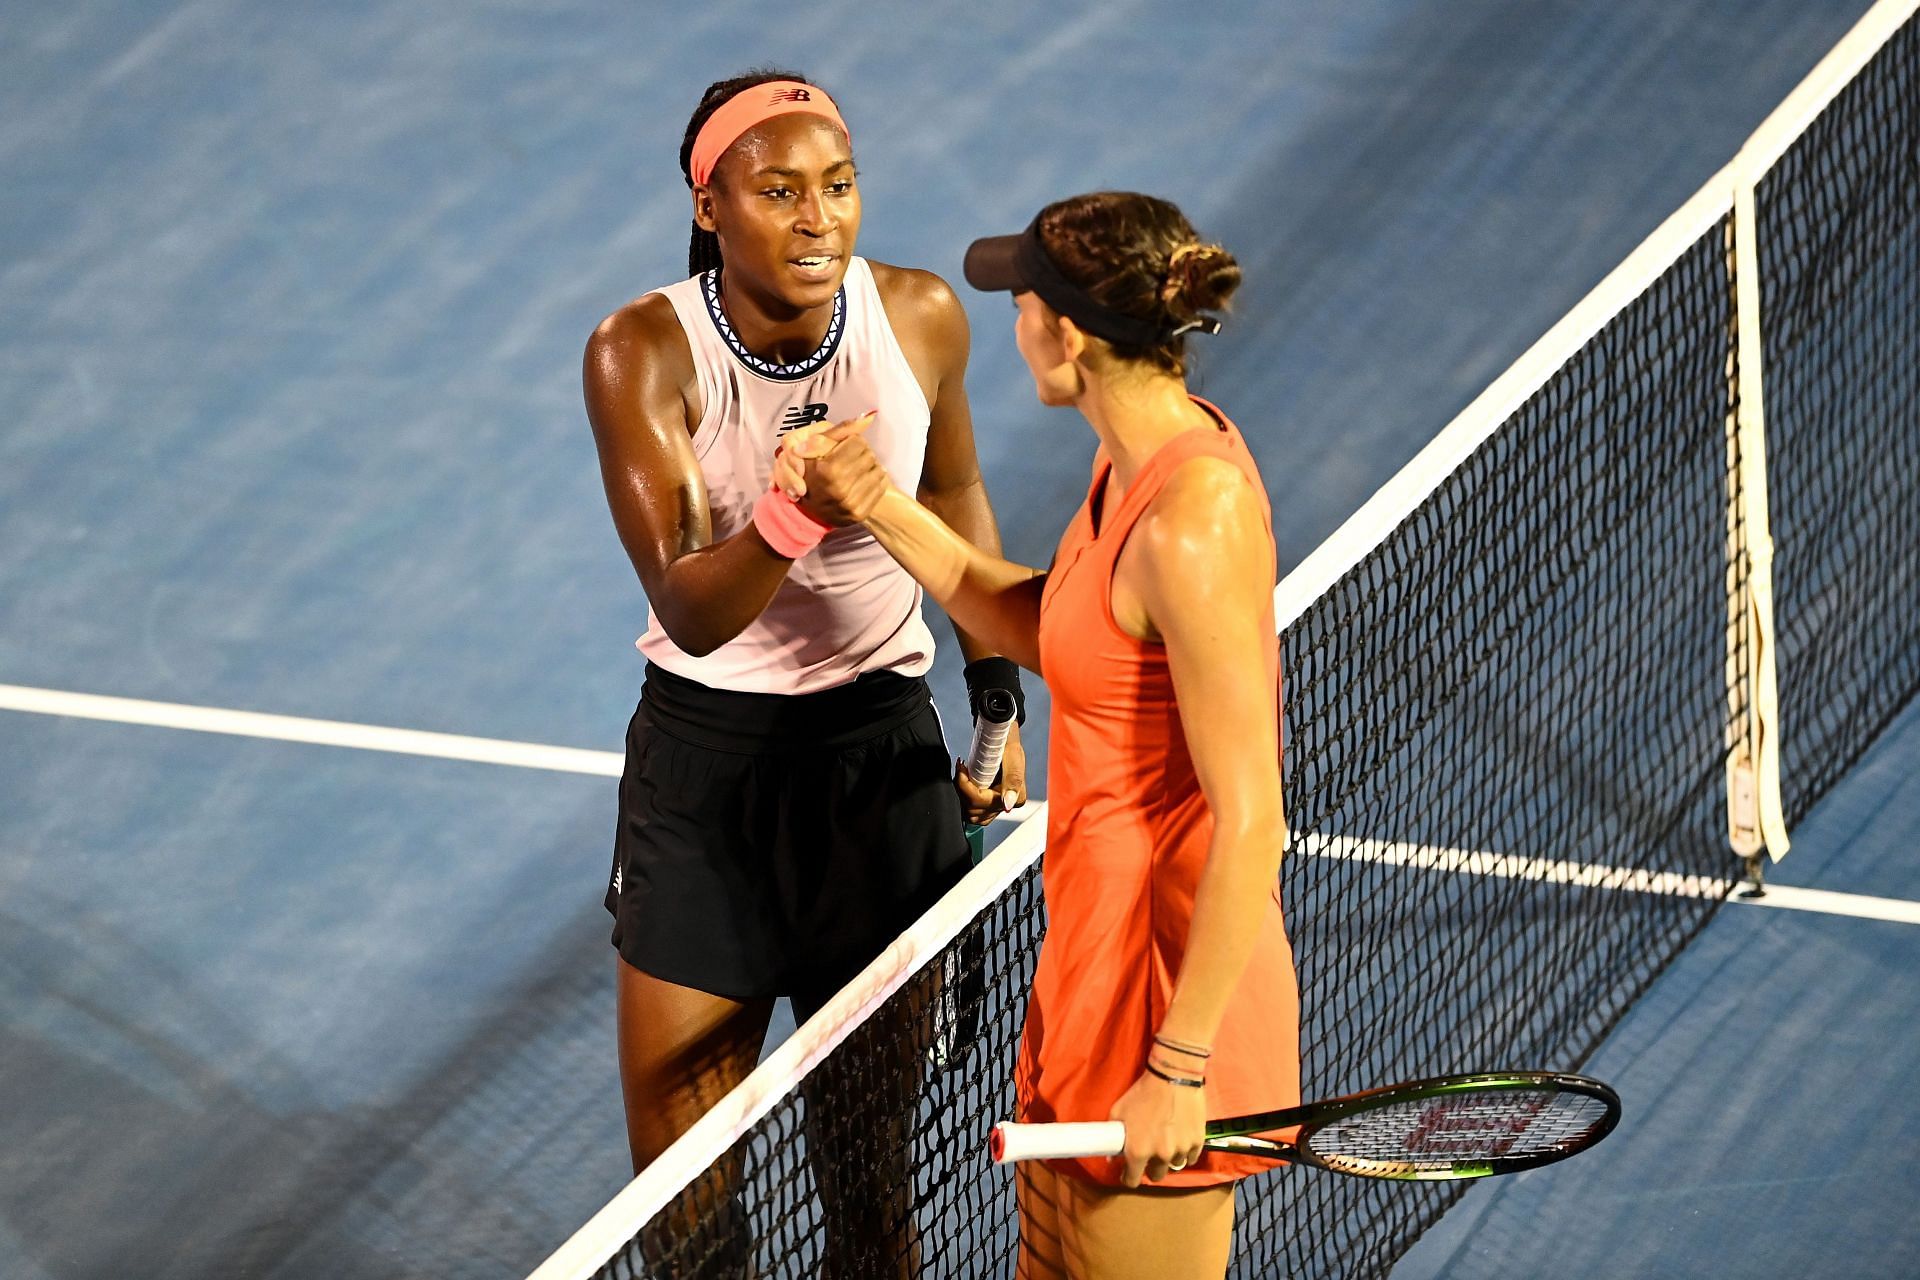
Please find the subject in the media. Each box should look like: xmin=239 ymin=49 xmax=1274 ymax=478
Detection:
xmin=751 ymin=409 xmax=891 ymax=560
xmin=772 ymin=410 xmax=890 ymax=526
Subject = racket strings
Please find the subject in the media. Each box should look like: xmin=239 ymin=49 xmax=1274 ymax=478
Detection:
xmin=1303 ymin=1090 xmax=1612 ymax=1175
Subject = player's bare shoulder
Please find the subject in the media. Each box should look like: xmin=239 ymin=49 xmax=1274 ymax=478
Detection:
xmin=868 ymin=260 xmax=967 ymax=333
xmin=586 ymin=292 xmax=692 ymax=386
xmin=584 ymin=292 xmax=700 ymax=439
xmin=867 ymin=260 xmax=971 ymax=385
xmin=1138 ymin=454 xmax=1273 ymax=587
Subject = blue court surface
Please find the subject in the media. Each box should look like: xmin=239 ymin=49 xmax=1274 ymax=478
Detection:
xmin=2 ymin=2 xmax=1913 ymax=1277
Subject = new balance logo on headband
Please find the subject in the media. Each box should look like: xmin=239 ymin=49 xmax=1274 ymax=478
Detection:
xmin=770 ymin=87 xmax=812 ymax=103
xmin=780 ymin=403 xmax=830 ymax=433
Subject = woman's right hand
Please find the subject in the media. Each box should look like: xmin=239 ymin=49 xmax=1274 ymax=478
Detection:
xmin=1107 ymin=1065 xmax=1208 ymax=1187
xmin=775 ymin=410 xmax=890 ymax=526
xmin=772 ymin=410 xmax=870 ymax=499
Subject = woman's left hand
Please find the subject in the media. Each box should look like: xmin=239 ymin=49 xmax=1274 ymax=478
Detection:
xmin=1107 ymin=1066 xmax=1207 ymax=1188
xmin=954 ymin=719 xmax=1027 ymax=825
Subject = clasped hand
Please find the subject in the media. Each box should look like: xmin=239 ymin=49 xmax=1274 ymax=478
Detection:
xmin=772 ymin=410 xmax=889 ymax=526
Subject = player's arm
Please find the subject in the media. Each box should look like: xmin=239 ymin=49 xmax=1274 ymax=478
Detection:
xmin=884 ymin=267 xmax=1031 ymax=812
xmin=813 ymin=266 xmax=1047 ymax=673
xmin=900 ymin=269 xmax=1019 ymax=666
xmin=1104 ymin=458 xmax=1285 ymax=1186
xmin=583 ymin=297 xmax=801 ymax=657
xmin=1137 ymin=459 xmax=1287 ymax=1050
xmin=864 ymin=489 xmax=1045 ymax=673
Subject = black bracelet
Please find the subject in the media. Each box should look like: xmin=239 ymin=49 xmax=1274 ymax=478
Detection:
xmin=1145 ymin=1060 xmax=1206 ymax=1088
xmin=964 ymin=656 xmax=1026 ymax=725
xmin=1154 ymin=1034 xmax=1212 ymax=1059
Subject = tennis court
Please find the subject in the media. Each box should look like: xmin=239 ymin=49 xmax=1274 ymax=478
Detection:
xmin=2 ymin=1 xmax=1914 ymax=1276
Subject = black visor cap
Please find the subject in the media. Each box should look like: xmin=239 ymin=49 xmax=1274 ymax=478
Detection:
xmin=960 ymin=219 xmax=1218 ymax=348
xmin=962 ymin=230 xmax=1029 ymax=294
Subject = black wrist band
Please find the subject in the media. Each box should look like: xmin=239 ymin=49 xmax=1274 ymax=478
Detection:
xmin=1146 ymin=1061 xmax=1206 ymax=1088
xmin=963 ymin=656 xmax=1026 ymax=725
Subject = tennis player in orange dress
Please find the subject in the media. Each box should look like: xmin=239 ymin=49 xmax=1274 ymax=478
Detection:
xmin=776 ymin=191 xmax=1299 ymax=1279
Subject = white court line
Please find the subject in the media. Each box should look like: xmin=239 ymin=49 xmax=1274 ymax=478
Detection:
xmin=1312 ymin=836 xmax=1920 ymax=925
xmin=1316 ymin=835 xmax=1727 ymax=899
xmin=1729 ymin=884 xmax=1920 ymax=925
xmin=0 ymin=682 xmax=624 ymax=777
xmin=3 ymin=680 xmax=1913 ymax=924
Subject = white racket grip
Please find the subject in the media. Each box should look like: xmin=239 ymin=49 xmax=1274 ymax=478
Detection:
xmin=965 ymin=689 xmax=1017 ymax=788
xmin=990 ymin=1120 xmax=1126 ymax=1164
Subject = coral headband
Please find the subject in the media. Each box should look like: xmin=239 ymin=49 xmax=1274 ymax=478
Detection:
xmin=688 ymin=82 xmax=850 ymax=187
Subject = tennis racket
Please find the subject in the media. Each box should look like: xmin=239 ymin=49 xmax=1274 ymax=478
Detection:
xmin=991 ymin=1072 xmax=1619 ymax=1180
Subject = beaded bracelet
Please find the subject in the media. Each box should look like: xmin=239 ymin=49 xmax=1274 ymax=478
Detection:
xmin=1148 ymin=1047 xmax=1207 ymax=1078
xmin=1154 ymin=1033 xmax=1212 ymax=1060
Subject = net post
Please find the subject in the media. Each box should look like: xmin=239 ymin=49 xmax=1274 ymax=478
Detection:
xmin=1725 ymin=167 xmax=1791 ymax=868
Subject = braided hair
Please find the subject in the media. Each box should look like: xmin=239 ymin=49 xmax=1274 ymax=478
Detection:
xmin=1036 ymin=192 xmax=1241 ymax=376
xmin=678 ymin=68 xmax=817 ymax=276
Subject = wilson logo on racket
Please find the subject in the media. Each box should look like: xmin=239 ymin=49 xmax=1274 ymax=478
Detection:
xmin=1402 ymin=1094 xmax=1547 ymax=1158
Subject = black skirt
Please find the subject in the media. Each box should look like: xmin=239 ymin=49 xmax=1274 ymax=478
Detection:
xmin=606 ymin=662 xmax=970 ymax=1014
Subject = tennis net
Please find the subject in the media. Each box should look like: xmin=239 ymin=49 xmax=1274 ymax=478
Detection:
xmin=532 ymin=2 xmax=1918 ymax=1276
xmin=1752 ymin=6 xmax=1920 ymax=824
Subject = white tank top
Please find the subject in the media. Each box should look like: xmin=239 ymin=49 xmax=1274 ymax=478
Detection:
xmin=635 ymin=257 xmax=939 ymax=694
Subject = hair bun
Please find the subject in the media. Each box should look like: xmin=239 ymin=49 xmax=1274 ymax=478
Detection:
xmin=1161 ymin=242 xmax=1241 ymax=317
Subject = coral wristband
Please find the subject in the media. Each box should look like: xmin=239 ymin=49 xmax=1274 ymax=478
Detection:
xmin=753 ymin=485 xmax=833 ymax=559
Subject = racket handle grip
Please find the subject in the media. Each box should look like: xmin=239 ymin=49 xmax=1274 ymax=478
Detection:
xmin=965 ymin=688 xmax=1017 ymax=789
xmin=990 ymin=1120 xmax=1125 ymax=1164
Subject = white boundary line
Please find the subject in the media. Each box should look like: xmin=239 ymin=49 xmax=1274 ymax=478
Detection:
xmin=1312 ymin=837 xmax=1920 ymax=924
xmin=1732 ymin=883 xmax=1920 ymax=925
xmin=1312 ymin=836 xmax=1727 ymax=899
xmin=0 ymin=682 xmax=625 ymax=777
xmin=9 ymin=679 xmax=1904 ymax=932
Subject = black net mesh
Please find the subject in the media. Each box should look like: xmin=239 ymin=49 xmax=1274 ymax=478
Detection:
xmin=1757 ymin=12 xmax=1920 ymax=825
xmin=550 ymin=9 xmax=1920 ymax=1277
xmin=1240 ymin=219 xmax=1740 ymax=1277
xmin=596 ymin=873 xmax=1043 ymax=1280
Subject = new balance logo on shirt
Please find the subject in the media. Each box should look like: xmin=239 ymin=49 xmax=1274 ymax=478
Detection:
xmin=780 ymin=402 xmax=830 ymax=433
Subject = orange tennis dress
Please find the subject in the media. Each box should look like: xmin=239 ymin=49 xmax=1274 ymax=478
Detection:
xmin=1016 ymin=400 xmax=1300 ymax=1188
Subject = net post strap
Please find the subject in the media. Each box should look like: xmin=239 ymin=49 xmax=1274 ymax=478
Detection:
xmin=1727 ymin=170 xmax=1790 ymax=863
xmin=1713 ymin=0 xmax=1920 ymax=862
